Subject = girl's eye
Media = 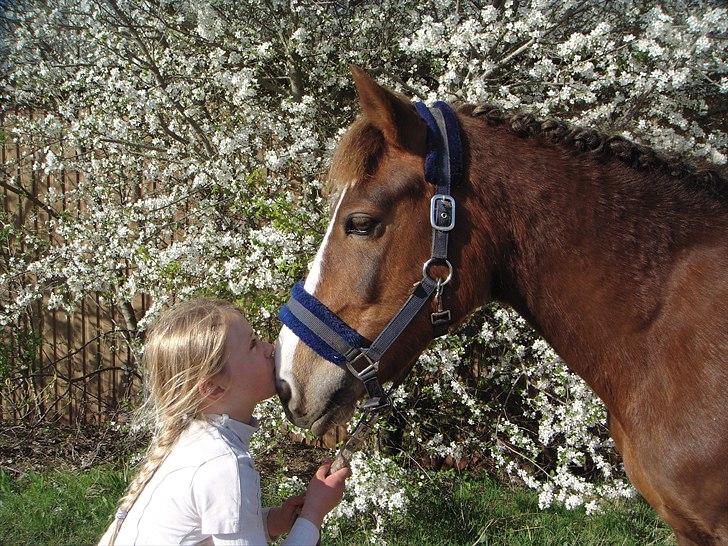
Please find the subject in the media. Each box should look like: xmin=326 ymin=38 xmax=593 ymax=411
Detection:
xmin=345 ymin=214 xmax=380 ymax=237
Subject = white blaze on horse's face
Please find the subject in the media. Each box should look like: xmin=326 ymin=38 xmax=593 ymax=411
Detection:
xmin=275 ymin=184 xmax=352 ymax=431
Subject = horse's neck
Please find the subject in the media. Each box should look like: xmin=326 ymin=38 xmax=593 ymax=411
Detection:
xmin=462 ymin=122 xmax=708 ymax=407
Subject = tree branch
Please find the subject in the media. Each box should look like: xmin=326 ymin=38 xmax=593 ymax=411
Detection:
xmin=0 ymin=176 xmax=60 ymax=219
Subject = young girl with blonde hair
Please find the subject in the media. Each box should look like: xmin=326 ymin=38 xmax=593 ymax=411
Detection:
xmin=99 ymin=298 xmax=350 ymax=545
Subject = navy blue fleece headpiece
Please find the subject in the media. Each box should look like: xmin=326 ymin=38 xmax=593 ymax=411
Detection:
xmin=414 ymin=101 xmax=463 ymax=187
xmin=279 ymin=282 xmax=369 ymax=364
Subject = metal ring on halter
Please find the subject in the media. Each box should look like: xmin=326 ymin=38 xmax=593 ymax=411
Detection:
xmin=422 ymin=258 xmax=453 ymax=285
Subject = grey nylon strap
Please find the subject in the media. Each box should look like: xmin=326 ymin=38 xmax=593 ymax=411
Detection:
xmin=285 ymin=276 xmax=439 ymax=371
xmin=363 ymin=275 xmax=439 ymax=364
xmin=430 ymin=107 xmax=452 ymax=260
xmin=286 ymin=296 xmax=359 ymax=358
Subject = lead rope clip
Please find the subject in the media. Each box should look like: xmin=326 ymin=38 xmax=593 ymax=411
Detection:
xmin=431 ymin=279 xmax=451 ymax=334
xmin=434 ymin=279 xmax=444 ymax=312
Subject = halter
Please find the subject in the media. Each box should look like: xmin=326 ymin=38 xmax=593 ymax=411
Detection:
xmin=279 ymin=100 xmax=462 ymax=415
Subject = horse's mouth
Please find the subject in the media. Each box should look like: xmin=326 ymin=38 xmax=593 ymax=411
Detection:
xmin=310 ymin=399 xmax=356 ymax=437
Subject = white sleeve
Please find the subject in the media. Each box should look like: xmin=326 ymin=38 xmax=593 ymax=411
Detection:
xmin=211 ymin=517 xmax=319 ymax=546
xmin=281 ymin=517 xmax=320 ymax=545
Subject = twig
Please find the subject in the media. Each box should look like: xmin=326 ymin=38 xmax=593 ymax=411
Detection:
xmin=483 ymin=38 xmax=536 ymax=79
xmin=0 ymin=463 xmax=23 ymax=476
xmin=0 ymin=178 xmax=61 ymax=219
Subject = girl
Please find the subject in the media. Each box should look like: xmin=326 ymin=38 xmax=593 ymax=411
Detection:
xmin=99 ymin=298 xmax=350 ymax=545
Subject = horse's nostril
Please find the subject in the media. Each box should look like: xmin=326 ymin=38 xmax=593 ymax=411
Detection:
xmin=277 ymin=379 xmax=292 ymax=406
xmin=276 ymin=379 xmax=308 ymax=421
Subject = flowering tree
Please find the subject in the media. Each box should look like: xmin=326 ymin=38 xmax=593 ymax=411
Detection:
xmin=2 ymin=0 xmax=726 ymax=540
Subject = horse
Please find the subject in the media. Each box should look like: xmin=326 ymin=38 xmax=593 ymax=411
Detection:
xmin=274 ymin=67 xmax=728 ymax=545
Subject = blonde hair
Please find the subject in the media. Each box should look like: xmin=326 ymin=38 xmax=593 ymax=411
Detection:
xmin=104 ymin=297 xmax=244 ymax=545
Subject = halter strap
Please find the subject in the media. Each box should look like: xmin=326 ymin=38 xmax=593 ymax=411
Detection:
xmin=279 ymin=282 xmax=369 ymax=365
xmin=279 ymin=100 xmax=462 ymax=411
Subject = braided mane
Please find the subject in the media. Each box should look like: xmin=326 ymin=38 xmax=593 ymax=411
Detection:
xmin=458 ymin=103 xmax=728 ymax=202
xmin=330 ymin=102 xmax=727 ymax=202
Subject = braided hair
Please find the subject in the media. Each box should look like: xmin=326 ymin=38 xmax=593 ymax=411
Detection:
xmin=102 ymin=298 xmax=244 ymax=546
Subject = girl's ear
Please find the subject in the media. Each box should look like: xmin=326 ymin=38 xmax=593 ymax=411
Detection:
xmin=199 ymin=378 xmax=226 ymax=401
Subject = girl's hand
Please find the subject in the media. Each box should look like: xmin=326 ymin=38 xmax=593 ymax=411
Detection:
xmin=299 ymin=460 xmax=352 ymax=528
xmin=266 ymin=494 xmax=305 ymax=539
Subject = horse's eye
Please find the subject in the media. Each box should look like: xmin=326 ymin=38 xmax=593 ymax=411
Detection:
xmin=345 ymin=214 xmax=379 ymax=236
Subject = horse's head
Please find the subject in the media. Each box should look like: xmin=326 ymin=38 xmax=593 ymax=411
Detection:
xmin=275 ymin=68 xmax=486 ymax=436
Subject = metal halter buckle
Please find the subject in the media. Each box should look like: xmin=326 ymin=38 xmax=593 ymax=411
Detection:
xmin=344 ymin=348 xmax=375 ymax=375
xmin=431 ymin=279 xmax=451 ymax=329
xmin=423 ymin=257 xmax=454 ymax=285
xmin=342 ymin=349 xmax=389 ymax=412
xmin=430 ymin=194 xmax=456 ymax=231
xmin=358 ymin=363 xmax=390 ymax=411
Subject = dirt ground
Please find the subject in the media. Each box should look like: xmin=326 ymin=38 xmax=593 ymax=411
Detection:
xmin=0 ymin=421 xmax=329 ymax=482
xmin=0 ymin=422 xmax=145 ymax=475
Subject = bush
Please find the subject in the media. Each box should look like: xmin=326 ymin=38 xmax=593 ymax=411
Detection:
xmin=1 ymin=0 xmax=726 ymax=539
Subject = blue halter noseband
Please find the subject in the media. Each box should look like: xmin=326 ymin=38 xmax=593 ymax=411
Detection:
xmin=279 ymin=100 xmax=462 ymax=411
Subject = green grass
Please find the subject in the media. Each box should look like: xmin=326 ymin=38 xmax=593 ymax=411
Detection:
xmin=0 ymin=465 xmax=673 ymax=545
xmin=0 ymin=465 xmax=128 ymax=545
xmin=325 ymin=471 xmax=674 ymax=545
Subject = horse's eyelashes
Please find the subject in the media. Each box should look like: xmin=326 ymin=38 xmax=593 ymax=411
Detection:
xmin=345 ymin=214 xmax=379 ymax=237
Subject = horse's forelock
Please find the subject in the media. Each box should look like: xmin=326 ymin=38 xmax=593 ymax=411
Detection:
xmin=328 ymin=117 xmax=386 ymax=194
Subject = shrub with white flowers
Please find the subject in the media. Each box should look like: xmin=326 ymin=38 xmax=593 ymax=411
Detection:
xmin=1 ymin=0 xmax=726 ymax=538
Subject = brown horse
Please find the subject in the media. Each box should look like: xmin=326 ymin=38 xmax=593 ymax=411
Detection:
xmin=274 ymin=67 xmax=728 ymax=545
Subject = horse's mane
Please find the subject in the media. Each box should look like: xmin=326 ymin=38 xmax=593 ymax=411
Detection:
xmin=458 ymin=102 xmax=728 ymax=201
xmin=328 ymin=102 xmax=728 ymax=202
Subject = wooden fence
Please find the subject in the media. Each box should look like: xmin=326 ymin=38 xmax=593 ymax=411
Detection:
xmin=1 ymin=112 xmax=149 ymax=425
xmin=0 ymin=114 xmax=349 ymax=448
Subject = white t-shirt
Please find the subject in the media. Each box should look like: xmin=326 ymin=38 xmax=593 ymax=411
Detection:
xmin=99 ymin=414 xmax=319 ymax=546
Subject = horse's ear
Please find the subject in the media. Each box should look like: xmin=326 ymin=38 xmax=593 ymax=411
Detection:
xmin=350 ymin=65 xmax=427 ymax=156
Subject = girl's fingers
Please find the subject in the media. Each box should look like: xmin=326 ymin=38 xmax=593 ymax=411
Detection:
xmin=315 ymin=460 xmax=333 ymax=478
xmin=328 ymin=466 xmax=352 ymax=482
